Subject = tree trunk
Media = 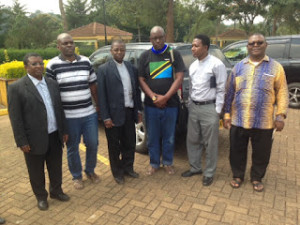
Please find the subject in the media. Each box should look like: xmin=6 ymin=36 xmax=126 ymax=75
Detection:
xmin=272 ymin=17 xmax=277 ymax=35
xmin=59 ymin=0 xmax=68 ymax=31
xmin=166 ymin=0 xmax=174 ymax=42
xmin=215 ymin=17 xmax=221 ymax=47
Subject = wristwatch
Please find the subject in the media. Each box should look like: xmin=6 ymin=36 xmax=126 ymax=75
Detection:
xmin=152 ymin=95 xmax=157 ymax=102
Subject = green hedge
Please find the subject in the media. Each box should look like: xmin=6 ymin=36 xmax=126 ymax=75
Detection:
xmin=0 ymin=48 xmax=95 ymax=63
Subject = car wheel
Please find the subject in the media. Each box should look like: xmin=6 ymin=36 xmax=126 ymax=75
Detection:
xmin=135 ymin=120 xmax=148 ymax=154
xmin=288 ymin=82 xmax=300 ymax=108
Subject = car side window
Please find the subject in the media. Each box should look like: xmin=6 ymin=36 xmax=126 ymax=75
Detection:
xmin=223 ymin=44 xmax=247 ymax=64
xmin=290 ymin=38 xmax=300 ymax=59
xmin=91 ymin=51 xmax=110 ymax=69
xmin=124 ymin=51 xmax=135 ymax=65
xmin=265 ymin=41 xmax=287 ymax=59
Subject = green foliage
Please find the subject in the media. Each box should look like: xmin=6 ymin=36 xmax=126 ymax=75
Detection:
xmin=0 ymin=48 xmax=58 ymax=62
xmin=0 ymin=47 xmax=94 ymax=64
xmin=66 ymin=0 xmax=90 ymax=29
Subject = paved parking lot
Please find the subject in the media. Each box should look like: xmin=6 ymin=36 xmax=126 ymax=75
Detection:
xmin=0 ymin=108 xmax=299 ymax=224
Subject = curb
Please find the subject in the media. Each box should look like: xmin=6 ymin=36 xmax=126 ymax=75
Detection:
xmin=0 ymin=108 xmax=8 ymax=116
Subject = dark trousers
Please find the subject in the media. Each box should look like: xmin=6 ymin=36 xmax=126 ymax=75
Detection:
xmin=229 ymin=125 xmax=273 ymax=182
xmin=105 ymin=108 xmax=136 ymax=178
xmin=24 ymin=131 xmax=63 ymax=201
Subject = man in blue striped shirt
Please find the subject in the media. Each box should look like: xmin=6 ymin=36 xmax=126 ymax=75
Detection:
xmin=46 ymin=33 xmax=100 ymax=190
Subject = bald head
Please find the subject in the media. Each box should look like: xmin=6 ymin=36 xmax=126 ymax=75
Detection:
xmin=150 ymin=26 xmax=166 ymax=50
xmin=57 ymin=33 xmax=72 ymax=44
xmin=150 ymin=26 xmax=165 ymax=36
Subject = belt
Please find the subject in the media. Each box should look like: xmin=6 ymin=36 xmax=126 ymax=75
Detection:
xmin=192 ymin=99 xmax=215 ymax=105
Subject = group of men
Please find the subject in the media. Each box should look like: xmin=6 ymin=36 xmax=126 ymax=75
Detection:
xmin=6 ymin=25 xmax=288 ymax=214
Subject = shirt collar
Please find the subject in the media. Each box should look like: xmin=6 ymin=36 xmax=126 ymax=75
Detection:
xmin=113 ymin=59 xmax=124 ymax=66
xmin=243 ymin=55 xmax=269 ymax=64
xmin=27 ymin=74 xmax=46 ymax=86
xmin=197 ymin=54 xmax=210 ymax=63
xmin=58 ymin=53 xmax=81 ymax=62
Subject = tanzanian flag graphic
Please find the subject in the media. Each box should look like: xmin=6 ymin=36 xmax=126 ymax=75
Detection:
xmin=150 ymin=61 xmax=173 ymax=79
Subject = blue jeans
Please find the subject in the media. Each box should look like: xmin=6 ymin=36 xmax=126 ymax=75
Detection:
xmin=145 ymin=106 xmax=178 ymax=168
xmin=66 ymin=112 xmax=98 ymax=180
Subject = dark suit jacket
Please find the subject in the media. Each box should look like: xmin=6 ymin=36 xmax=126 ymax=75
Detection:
xmin=97 ymin=60 xmax=142 ymax=127
xmin=8 ymin=75 xmax=67 ymax=155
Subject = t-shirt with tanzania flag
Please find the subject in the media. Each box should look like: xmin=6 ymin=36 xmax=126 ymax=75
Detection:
xmin=138 ymin=46 xmax=186 ymax=107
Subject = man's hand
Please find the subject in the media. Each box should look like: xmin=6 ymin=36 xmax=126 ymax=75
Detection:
xmin=20 ymin=145 xmax=31 ymax=153
xmin=223 ymin=119 xmax=231 ymax=129
xmin=63 ymin=134 xmax=69 ymax=143
xmin=274 ymin=121 xmax=284 ymax=131
xmin=138 ymin=112 xmax=143 ymax=123
xmin=104 ymin=119 xmax=114 ymax=129
xmin=154 ymin=94 xmax=167 ymax=108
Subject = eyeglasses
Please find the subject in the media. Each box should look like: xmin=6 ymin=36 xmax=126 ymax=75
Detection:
xmin=29 ymin=62 xmax=44 ymax=66
xmin=248 ymin=41 xmax=264 ymax=46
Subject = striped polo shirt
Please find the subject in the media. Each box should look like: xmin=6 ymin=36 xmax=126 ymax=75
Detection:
xmin=46 ymin=54 xmax=96 ymax=119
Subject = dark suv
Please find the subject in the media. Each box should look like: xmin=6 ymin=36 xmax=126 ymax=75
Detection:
xmin=222 ymin=35 xmax=300 ymax=108
xmin=90 ymin=43 xmax=232 ymax=153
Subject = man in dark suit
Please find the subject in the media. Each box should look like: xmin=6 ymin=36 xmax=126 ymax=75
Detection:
xmin=8 ymin=53 xmax=70 ymax=211
xmin=97 ymin=39 xmax=142 ymax=184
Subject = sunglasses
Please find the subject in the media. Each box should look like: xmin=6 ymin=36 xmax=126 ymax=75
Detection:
xmin=248 ymin=41 xmax=264 ymax=46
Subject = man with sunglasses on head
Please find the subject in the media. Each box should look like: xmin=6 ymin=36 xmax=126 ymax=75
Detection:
xmin=8 ymin=53 xmax=69 ymax=211
xmin=223 ymin=33 xmax=289 ymax=192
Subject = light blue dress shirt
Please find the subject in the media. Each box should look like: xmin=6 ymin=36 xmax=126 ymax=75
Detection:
xmin=28 ymin=74 xmax=58 ymax=133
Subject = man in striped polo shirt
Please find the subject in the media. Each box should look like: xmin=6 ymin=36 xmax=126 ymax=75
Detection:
xmin=46 ymin=33 xmax=100 ymax=190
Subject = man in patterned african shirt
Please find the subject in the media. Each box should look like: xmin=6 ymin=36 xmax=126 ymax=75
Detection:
xmin=223 ymin=33 xmax=289 ymax=192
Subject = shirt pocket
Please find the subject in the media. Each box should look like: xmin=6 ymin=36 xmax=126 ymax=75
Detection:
xmin=260 ymin=73 xmax=275 ymax=91
xmin=235 ymin=75 xmax=247 ymax=92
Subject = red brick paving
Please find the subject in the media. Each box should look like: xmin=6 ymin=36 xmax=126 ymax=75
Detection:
xmin=0 ymin=109 xmax=299 ymax=224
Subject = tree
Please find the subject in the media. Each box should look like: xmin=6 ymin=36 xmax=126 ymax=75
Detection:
xmin=228 ymin=0 xmax=269 ymax=35
xmin=204 ymin=0 xmax=230 ymax=44
xmin=65 ymin=0 xmax=90 ymax=29
xmin=4 ymin=0 xmax=30 ymax=48
xmin=59 ymin=0 xmax=68 ymax=31
xmin=0 ymin=4 xmax=12 ymax=47
xmin=105 ymin=0 xmax=167 ymax=42
xmin=166 ymin=0 xmax=174 ymax=42
xmin=28 ymin=13 xmax=63 ymax=48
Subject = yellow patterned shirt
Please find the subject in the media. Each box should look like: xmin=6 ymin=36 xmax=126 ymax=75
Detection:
xmin=224 ymin=56 xmax=288 ymax=129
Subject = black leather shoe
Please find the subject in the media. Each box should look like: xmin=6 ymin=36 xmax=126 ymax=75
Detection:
xmin=0 ymin=217 xmax=5 ymax=224
xmin=37 ymin=200 xmax=48 ymax=211
xmin=203 ymin=176 xmax=213 ymax=186
xmin=125 ymin=171 xmax=139 ymax=178
xmin=50 ymin=193 xmax=70 ymax=202
xmin=114 ymin=177 xmax=125 ymax=184
xmin=181 ymin=170 xmax=202 ymax=177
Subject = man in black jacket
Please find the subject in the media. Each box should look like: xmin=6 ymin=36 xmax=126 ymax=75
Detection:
xmin=97 ymin=39 xmax=142 ymax=184
xmin=8 ymin=53 xmax=69 ymax=210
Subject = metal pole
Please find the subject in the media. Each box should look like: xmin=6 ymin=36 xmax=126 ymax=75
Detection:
xmin=103 ymin=0 xmax=107 ymax=45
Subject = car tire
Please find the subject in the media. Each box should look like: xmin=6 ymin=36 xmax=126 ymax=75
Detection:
xmin=288 ymin=82 xmax=300 ymax=108
xmin=135 ymin=118 xmax=148 ymax=154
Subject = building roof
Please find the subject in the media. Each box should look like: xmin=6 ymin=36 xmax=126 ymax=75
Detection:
xmin=68 ymin=22 xmax=133 ymax=41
